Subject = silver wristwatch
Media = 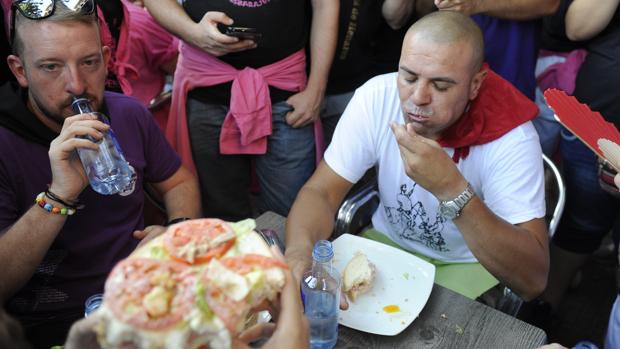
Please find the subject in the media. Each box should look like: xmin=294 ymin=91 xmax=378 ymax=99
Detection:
xmin=438 ymin=183 xmax=475 ymax=220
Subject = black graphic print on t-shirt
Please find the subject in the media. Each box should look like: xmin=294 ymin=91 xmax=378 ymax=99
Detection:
xmin=384 ymin=183 xmax=449 ymax=252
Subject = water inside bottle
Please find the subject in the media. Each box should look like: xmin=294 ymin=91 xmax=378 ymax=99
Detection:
xmin=74 ymin=112 xmax=136 ymax=195
xmin=302 ymin=283 xmax=339 ymax=349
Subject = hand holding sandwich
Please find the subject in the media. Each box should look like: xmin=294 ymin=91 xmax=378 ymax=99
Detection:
xmin=233 ymin=262 xmax=309 ymax=349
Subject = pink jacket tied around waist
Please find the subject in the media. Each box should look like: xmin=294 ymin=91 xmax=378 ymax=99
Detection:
xmin=168 ymin=42 xmax=325 ymax=173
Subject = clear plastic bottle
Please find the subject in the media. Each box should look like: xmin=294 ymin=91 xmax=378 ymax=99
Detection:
xmin=71 ymin=96 xmax=136 ymax=196
xmin=84 ymin=293 xmax=103 ymax=317
xmin=301 ymin=240 xmax=340 ymax=349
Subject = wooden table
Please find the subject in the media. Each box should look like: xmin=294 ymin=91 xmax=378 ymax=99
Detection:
xmin=256 ymin=212 xmax=548 ymax=349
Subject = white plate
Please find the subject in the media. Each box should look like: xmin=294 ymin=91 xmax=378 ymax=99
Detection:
xmin=332 ymin=234 xmax=435 ymax=336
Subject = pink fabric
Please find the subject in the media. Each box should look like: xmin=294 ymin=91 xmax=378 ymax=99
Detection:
xmin=1 ymin=0 xmax=10 ymax=41
xmin=537 ymin=49 xmax=588 ymax=94
xmin=98 ymin=1 xmax=178 ymax=129
xmin=168 ymin=42 xmax=325 ymax=173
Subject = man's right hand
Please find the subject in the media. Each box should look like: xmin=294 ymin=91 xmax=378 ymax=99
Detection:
xmin=47 ymin=113 xmax=109 ymax=202
xmin=285 ymin=246 xmax=349 ymax=310
xmin=189 ymin=12 xmax=257 ymax=56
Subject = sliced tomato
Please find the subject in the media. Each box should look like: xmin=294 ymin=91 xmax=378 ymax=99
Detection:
xmin=220 ymin=254 xmax=289 ymax=274
xmin=104 ymin=258 xmax=196 ymax=331
xmin=163 ymin=219 xmax=236 ymax=265
xmin=200 ymin=278 xmax=249 ymax=333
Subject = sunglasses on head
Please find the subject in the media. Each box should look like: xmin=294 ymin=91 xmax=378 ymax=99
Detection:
xmin=10 ymin=0 xmax=96 ymax=47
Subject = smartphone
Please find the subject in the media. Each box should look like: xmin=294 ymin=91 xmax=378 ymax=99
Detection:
xmin=218 ymin=25 xmax=262 ymax=42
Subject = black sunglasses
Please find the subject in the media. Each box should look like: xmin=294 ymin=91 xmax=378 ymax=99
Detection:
xmin=10 ymin=0 xmax=96 ymax=47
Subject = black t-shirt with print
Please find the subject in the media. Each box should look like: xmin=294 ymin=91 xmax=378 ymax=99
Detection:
xmin=326 ymin=0 xmax=383 ymax=95
xmin=184 ymin=0 xmax=308 ymax=105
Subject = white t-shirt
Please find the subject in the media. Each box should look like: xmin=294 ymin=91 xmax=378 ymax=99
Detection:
xmin=324 ymin=73 xmax=545 ymax=263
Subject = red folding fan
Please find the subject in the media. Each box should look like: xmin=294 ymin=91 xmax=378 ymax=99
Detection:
xmin=544 ymin=88 xmax=620 ymax=171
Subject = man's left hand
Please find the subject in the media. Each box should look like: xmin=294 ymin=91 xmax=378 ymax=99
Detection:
xmin=64 ymin=313 xmax=103 ymax=349
xmin=285 ymin=88 xmax=324 ymax=128
xmin=133 ymin=225 xmax=167 ymax=248
xmin=390 ymin=122 xmax=468 ymax=200
xmin=435 ymin=0 xmax=483 ymax=15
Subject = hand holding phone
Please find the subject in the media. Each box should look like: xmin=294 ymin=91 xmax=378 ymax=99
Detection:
xmin=218 ymin=24 xmax=263 ymax=42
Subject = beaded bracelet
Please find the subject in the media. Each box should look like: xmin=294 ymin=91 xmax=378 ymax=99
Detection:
xmin=35 ymin=192 xmax=77 ymax=215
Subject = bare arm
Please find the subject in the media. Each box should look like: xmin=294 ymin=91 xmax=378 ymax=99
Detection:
xmin=133 ymin=165 xmax=202 ymax=246
xmin=435 ymin=0 xmax=560 ymax=20
xmin=284 ymin=161 xmax=354 ymax=279
xmin=565 ymin=0 xmax=620 ymax=41
xmin=454 ymin=200 xmax=548 ymax=300
xmin=391 ymin=123 xmax=549 ymax=300
xmin=0 ymin=209 xmax=68 ymax=302
xmin=142 ymin=0 xmax=200 ymax=45
xmin=152 ymin=165 xmax=201 ymax=221
xmin=285 ymin=0 xmax=338 ymax=128
xmin=143 ymin=0 xmax=254 ymax=56
xmin=382 ymin=0 xmax=417 ymax=30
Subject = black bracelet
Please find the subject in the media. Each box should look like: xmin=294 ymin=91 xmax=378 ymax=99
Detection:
xmin=166 ymin=217 xmax=192 ymax=226
xmin=45 ymin=189 xmax=83 ymax=209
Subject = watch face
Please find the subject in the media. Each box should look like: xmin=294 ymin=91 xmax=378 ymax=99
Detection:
xmin=439 ymin=202 xmax=458 ymax=219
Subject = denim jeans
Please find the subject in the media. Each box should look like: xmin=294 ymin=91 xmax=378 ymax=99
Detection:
xmin=320 ymin=91 xmax=354 ymax=146
xmin=532 ymin=87 xmax=562 ymax=157
xmin=186 ymin=97 xmax=316 ymax=220
xmin=553 ymin=129 xmax=620 ymax=253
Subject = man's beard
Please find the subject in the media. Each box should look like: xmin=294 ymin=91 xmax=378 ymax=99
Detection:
xmin=31 ymin=92 xmax=98 ymax=127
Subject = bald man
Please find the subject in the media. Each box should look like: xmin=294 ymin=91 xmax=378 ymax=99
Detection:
xmin=284 ymin=11 xmax=548 ymax=302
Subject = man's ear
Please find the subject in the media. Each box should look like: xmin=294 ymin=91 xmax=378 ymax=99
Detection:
xmin=7 ymin=55 xmax=28 ymax=88
xmin=468 ymin=68 xmax=487 ymax=101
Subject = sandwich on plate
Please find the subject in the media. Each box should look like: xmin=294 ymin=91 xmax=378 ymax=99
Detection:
xmin=342 ymin=252 xmax=376 ymax=302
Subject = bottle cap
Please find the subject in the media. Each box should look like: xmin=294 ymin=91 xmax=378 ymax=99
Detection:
xmin=312 ymin=240 xmax=333 ymax=262
xmin=71 ymin=95 xmax=93 ymax=114
xmin=84 ymin=293 xmax=104 ymax=317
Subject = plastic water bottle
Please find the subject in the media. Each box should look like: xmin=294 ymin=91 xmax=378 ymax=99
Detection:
xmin=571 ymin=341 xmax=599 ymax=349
xmin=72 ymin=96 xmax=136 ymax=196
xmin=301 ymin=240 xmax=340 ymax=349
xmin=84 ymin=293 xmax=104 ymax=317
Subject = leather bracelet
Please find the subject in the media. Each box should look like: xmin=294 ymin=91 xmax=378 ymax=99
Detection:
xmin=45 ymin=189 xmax=83 ymax=209
xmin=166 ymin=217 xmax=192 ymax=226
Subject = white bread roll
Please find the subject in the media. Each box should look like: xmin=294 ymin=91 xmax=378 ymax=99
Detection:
xmin=342 ymin=253 xmax=376 ymax=302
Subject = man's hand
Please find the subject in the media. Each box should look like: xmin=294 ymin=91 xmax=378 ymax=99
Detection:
xmin=233 ymin=247 xmax=309 ymax=349
xmin=435 ymin=0 xmax=483 ymax=15
xmin=64 ymin=313 xmax=103 ymax=349
xmin=189 ymin=11 xmax=256 ymax=56
xmin=390 ymin=122 xmax=468 ymax=200
xmin=48 ymin=113 xmax=109 ymax=201
xmin=536 ymin=345 xmax=568 ymax=349
xmin=284 ymin=245 xmax=349 ymax=310
xmin=133 ymin=225 xmax=167 ymax=248
xmin=285 ymin=88 xmax=324 ymax=128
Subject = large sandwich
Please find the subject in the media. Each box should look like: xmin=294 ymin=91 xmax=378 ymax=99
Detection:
xmin=95 ymin=218 xmax=287 ymax=349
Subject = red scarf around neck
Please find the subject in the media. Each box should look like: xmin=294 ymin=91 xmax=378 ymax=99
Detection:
xmin=437 ymin=65 xmax=539 ymax=162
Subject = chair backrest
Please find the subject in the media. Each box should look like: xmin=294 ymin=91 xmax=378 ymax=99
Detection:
xmin=542 ymin=154 xmax=566 ymax=238
xmin=334 ymin=176 xmax=379 ymax=238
